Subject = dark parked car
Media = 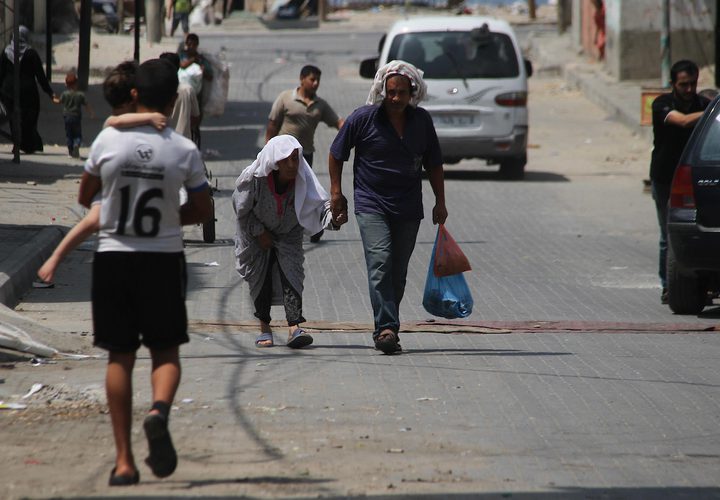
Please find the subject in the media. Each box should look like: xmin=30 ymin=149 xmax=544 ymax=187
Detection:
xmin=666 ymin=95 xmax=720 ymax=314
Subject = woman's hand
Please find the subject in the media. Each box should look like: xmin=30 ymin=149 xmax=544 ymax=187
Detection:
xmin=257 ymin=230 xmax=273 ymax=250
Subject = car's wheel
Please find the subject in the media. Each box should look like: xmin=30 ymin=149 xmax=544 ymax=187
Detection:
xmin=202 ymin=197 xmax=216 ymax=244
xmin=667 ymin=246 xmax=705 ymax=314
xmin=499 ymin=155 xmax=526 ymax=180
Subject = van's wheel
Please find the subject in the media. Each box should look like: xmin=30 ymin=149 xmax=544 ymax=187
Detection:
xmin=499 ymin=155 xmax=526 ymax=180
xmin=667 ymin=246 xmax=705 ymax=314
xmin=202 ymin=197 xmax=216 ymax=244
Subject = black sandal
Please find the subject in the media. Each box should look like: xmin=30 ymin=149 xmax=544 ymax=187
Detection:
xmin=108 ymin=467 xmax=139 ymax=486
xmin=374 ymin=330 xmax=402 ymax=354
xmin=143 ymin=413 xmax=177 ymax=478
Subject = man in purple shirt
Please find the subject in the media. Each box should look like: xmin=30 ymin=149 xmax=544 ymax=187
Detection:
xmin=329 ymin=65 xmax=447 ymax=354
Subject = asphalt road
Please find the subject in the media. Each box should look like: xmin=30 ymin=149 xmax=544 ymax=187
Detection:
xmin=3 ymin=29 xmax=720 ymax=500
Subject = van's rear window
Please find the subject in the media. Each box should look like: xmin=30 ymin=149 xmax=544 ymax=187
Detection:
xmin=388 ymin=31 xmax=520 ymax=79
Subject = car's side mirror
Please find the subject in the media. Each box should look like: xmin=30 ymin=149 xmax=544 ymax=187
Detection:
xmin=360 ymin=57 xmax=379 ymax=79
xmin=524 ymin=58 xmax=533 ymax=78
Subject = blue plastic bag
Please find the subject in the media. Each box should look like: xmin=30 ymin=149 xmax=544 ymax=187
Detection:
xmin=422 ymin=228 xmax=473 ymax=319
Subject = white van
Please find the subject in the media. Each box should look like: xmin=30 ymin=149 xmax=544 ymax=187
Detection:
xmin=360 ymin=16 xmax=532 ymax=179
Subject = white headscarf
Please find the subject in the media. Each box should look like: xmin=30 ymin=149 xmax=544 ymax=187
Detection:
xmin=5 ymin=26 xmax=30 ymax=62
xmin=366 ymin=59 xmax=428 ymax=108
xmin=235 ymin=135 xmax=329 ymax=235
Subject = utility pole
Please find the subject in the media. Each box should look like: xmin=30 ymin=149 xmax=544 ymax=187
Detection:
xmin=78 ymin=0 xmax=92 ymax=90
xmin=134 ymin=0 xmax=141 ymax=62
xmin=118 ymin=0 xmax=125 ymax=33
xmin=33 ymin=0 xmax=45 ymax=33
xmin=557 ymin=0 xmax=571 ymax=34
xmin=46 ymin=0 xmax=52 ymax=81
xmin=12 ymin=0 xmax=20 ymax=163
xmin=145 ymin=0 xmax=162 ymax=43
xmin=661 ymin=0 xmax=671 ymax=88
xmin=528 ymin=0 xmax=536 ymax=20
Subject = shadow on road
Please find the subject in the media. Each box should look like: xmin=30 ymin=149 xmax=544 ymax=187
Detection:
xmin=0 ymin=154 xmax=83 ymax=185
xmin=435 ymin=169 xmax=570 ymax=182
xmin=200 ymin=101 xmax=272 ymax=163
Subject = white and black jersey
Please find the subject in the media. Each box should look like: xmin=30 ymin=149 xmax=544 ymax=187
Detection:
xmin=84 ymin=125 xmax=208 ymax=253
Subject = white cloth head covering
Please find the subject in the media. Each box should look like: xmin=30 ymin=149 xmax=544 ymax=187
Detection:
xmin=366 ymin=59 xmax=427 ymax=107
xmin=5 ymin=25 xmax=30 ymax=62
xmin=235 ymin=135 xmax=329 ymax=235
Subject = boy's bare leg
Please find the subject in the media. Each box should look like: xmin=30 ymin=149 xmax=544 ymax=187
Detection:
xmin=149 ymin=346 xmax=181 ymax=410
xmin=143 ymin=346 xmax=181 ymax=478
xmin=106 ymin=351 xmax=138 ymax=477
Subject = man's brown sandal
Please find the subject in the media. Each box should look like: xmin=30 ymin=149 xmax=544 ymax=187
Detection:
xmin=374 ymin=330 xmax=402 ymax=354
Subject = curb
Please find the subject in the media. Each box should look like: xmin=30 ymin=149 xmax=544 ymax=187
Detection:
xmin=564 ymin=63 xmax=652 ymax=142
xmin=0 ymin=226 xmax=65 ymax=308
xmin=527 ymin=32 xmax=653 ymax=143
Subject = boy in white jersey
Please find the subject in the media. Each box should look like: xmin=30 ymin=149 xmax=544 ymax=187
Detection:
xmin=38 ymin=62 xmax=168 ymax=284
xmin=78 ymin=59 xmax=212 ymax=486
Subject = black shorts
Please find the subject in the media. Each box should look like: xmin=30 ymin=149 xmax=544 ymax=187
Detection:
xmin=92 ymin=251 xmax=189 ymax=352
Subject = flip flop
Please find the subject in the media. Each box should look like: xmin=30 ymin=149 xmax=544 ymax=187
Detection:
xmin=108 ymin=467 xmax=139 ymax=486
xmin=255 ymin=332 xmax=274 ymax=348
xmin=143 ymin=413 xmax=177 ymax=478
xmin=287 ymin=328 xmax=313 ymax=349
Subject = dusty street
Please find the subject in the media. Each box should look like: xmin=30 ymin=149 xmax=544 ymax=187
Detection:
xmin=3 ymin=61 xmax=719 ymax=499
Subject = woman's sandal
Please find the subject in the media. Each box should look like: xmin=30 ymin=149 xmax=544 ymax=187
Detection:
xmin=287 ymin=328 xmax=313 ymax=349
xmin=108 ymin=467 xmax=140 ymax=486
xmin=255 ymin=332 xmax=274 ymax=348
xmin=374 ymin=330 xmax=402 ymax=354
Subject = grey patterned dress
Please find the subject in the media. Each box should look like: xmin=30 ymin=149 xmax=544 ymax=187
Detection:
xmin=233 ymin=174 xmax=335 ymax=304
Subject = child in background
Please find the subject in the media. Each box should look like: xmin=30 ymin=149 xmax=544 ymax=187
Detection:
xmin=38 ymin=61 xmax=172 ymax=284
xmin=55 ymin=71 xmax=94 ymax=158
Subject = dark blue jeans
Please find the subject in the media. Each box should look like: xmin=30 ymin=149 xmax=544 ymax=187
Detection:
xmin=651 ymin=181 xmax=670 ymax=289
xmin=63 ymin=115 xmax=82 ymax=155
xmin=356 ymin=213 xmax=421 ymax=339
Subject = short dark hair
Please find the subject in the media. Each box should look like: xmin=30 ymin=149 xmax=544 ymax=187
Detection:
xmin=103 ymin=61 xmax=138 ymax=108
xmin=186 ymin=33 xmax=199 ymax=44
xmin=135 ymin=59 xmax=178 ymax=111
xmin=159 ymin=52 xmax=180 ymax=71
xmin=300 ymin=65 xmax=321 ymax=79
xmin=670 ymin=60 xmax=699 ymax=83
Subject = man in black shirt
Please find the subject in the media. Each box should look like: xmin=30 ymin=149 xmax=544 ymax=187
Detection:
xmin=650 ymin=59 xmax=710 ymax=304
